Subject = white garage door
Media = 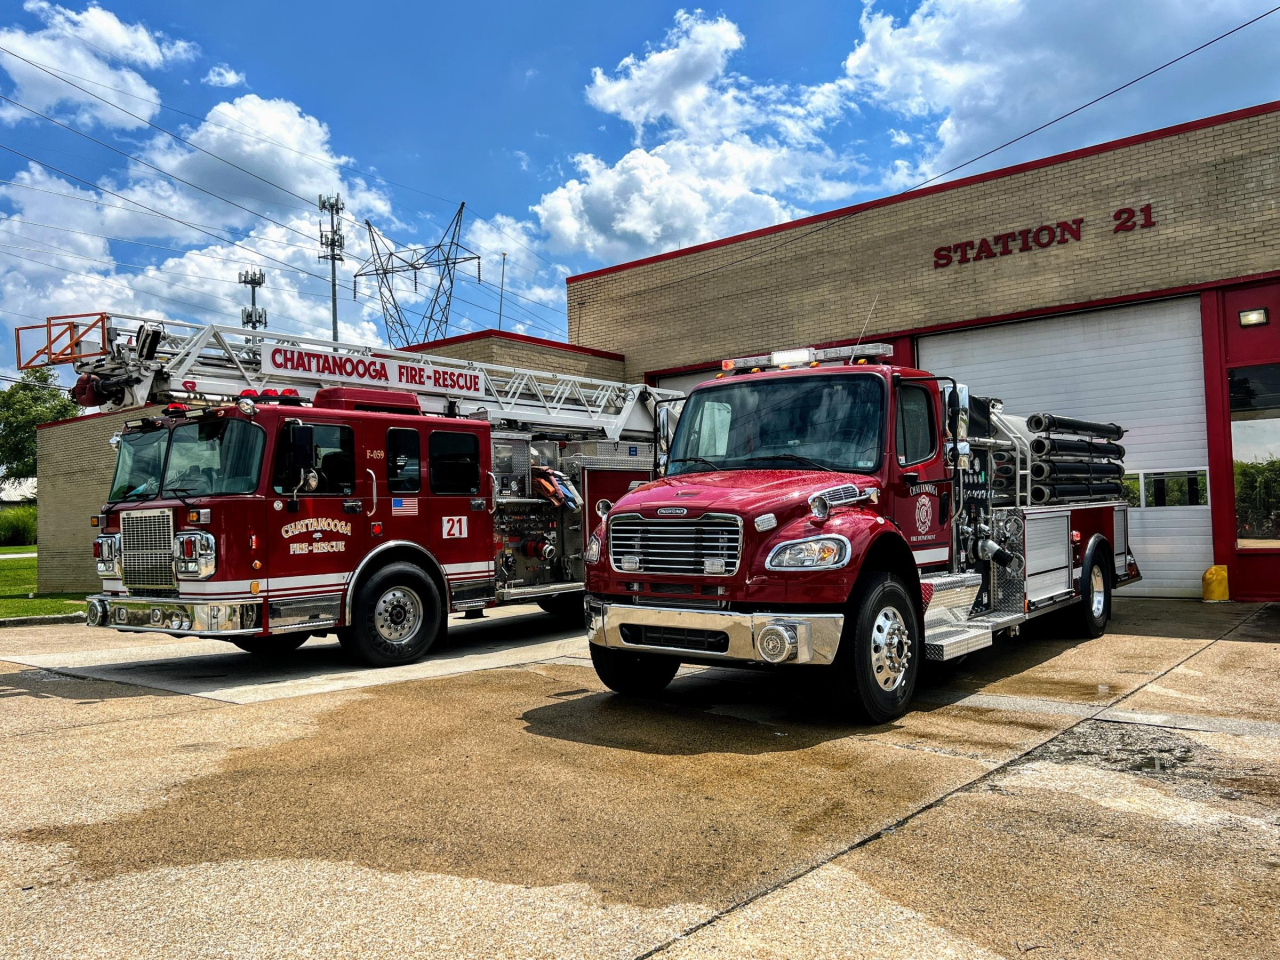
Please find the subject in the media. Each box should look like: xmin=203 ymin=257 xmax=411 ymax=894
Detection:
xmin=656 ymin=369 xmax=721 ymax=396
xmin=918 ymin=298 xmax=1211 ymax=597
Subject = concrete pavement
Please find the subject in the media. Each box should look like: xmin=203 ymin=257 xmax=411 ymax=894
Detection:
xmin=0 ymin=598 xmax=1275 ymax=958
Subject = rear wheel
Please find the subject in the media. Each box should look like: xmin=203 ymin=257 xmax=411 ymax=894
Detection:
xmin=831 ymin=572 xmax=921 ymax=723
xmin=590 ymin=643 xmax=680 ymax=696
xmin=348 ymin=563 xmax=442 ymax=667
xmin=1074 ymin=554 xmax=1111 ymax=639
xmin=233 ymin=634 xmax=308 ymax=657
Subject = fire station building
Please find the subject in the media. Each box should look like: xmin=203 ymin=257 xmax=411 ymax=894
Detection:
xmin=559 ymin=100 xmax=1280 ymax=602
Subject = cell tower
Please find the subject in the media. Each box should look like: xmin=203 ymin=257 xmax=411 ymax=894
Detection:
xmin=354 ymin=202 xmax=481 ymax=347
xmin=318 ymin=193 xmax=345 ymax=341
xmin=238 ymin=268 xmax=266 ymax=330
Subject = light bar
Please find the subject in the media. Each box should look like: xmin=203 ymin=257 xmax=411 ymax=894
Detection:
xmin=721 ymin=342 xmax=894 ymax=373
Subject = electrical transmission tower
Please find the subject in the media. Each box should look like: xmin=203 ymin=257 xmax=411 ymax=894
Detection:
xmin=354 ymin=202 xmax=480 ymax=347
xmin=318 ymin=194 xmax=345 ymax=341
xmin=238 ymin=269 xmax=266 ymax=330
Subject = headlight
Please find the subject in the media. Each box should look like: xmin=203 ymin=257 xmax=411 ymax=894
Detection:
xmin=173 ymin=531 xmax=217 ymax=580
xmin=584 ymin=534 xmax=601 ymax=565
xmin=94 ymin=534 xmax=122 ymax=578
xmin=766 ymin=535 xmax=851 ymax=570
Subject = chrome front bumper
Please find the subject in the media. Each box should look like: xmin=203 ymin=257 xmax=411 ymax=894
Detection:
xmin=586 ymin=598 xmax=845 ymax=665
xmin=86 ymin=595 xmax=263 ymax=637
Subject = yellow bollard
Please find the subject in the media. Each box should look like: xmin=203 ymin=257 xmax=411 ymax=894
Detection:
xmin=1202 ymin=565 xmax=1229 ymax=602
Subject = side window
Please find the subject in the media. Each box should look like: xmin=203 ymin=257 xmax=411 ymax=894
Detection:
xmin=429 ymin=431 xmax=481 ymax=495
xmin=272 ymin=423 xmax=355 ymax=495
xmin=896 ymin=385 xmax=936 ymax=466
xmin=386 ymin=428 xmax=421 ymax=494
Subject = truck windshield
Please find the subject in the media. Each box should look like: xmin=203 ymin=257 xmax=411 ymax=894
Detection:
xmin=163 ymin=420 xmax=264 ymax=496
xmin=668 ymin=373 xmax=884 ymax=476
xmin=107 ymin=420 xmax=265 ymax=501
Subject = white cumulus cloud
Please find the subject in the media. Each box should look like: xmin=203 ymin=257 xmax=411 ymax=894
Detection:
xmin=201 ymin=63 xmax=246 ymax=88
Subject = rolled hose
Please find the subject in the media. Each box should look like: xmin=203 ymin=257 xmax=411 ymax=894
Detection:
xmin=1031 ymin=436 xmax=1126 ymax=459
xmin=1030 ymin=460 xmax=1125 ymax=480
xmin=1030 ymin=481 xmax=1125 ymax=504
xmin=1026 ymin=413 xmax=1126 ymax=440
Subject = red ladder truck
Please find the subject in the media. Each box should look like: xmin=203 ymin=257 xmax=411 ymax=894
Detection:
xmin=17 ymin=313 xmax=677 ymax=665
xmin=583 ymin=342 xmax=1142 ymax=721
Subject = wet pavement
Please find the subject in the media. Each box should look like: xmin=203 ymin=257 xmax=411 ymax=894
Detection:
xmin=0 ymin=597 xmax=1276 ymax=958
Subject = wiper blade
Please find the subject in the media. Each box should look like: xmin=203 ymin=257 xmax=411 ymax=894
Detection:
xmin=668 ymin=456 xmax=722 ymax=472
xmin=740 ymin=454 xmax=835 ymax=472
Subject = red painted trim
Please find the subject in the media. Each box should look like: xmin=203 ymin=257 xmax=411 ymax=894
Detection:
xmin=568 ymin=99 xmax=1280 ymax=286
xmin=403 ymin=328 xmax=624 ymax=362
xmin=36 ymin=404 xmax=151 ymax=431
xmin=642 ymin=268 xmax=1280 ymax=384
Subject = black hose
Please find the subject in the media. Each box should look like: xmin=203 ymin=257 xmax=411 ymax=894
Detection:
xmin=1030 ymin=460 xmax=1125 ymax=480
xmin=1026 ymin=413 xmax=1126 ymax=440
xmin=1031 ymin=436 xmax=1126 ymax=459
xmin=1030 ymin=481 xmax=1125 ymax=504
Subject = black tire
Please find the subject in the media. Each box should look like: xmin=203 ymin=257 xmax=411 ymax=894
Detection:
xmin=590 ymin=642 xmax=680 ymax=696
xmin=1074 ymin=551 xmax=1111 ymax=639
xmin=348 ymin=563 xmax=443 ymax=667
xmin=831 ymin=571 xmax=921 ymax=723
xmin=537 ymin=592 xmax=584 ymax=622
xmin=233 ymin=634 xmax=308 ymax=657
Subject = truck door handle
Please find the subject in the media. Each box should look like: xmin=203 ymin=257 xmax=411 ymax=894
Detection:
xmin=486 ymin=470 xmax=498 ymax=514
xmin=366 ymin=469 xmax=378 ymax=518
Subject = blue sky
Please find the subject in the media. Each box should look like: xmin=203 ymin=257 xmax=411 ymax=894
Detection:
xmin=2 ymin=0 xmax=1280 ymax=372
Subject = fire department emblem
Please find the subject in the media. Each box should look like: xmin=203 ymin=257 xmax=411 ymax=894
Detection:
xmin=915 ymin=495 xmax=933 ymax=534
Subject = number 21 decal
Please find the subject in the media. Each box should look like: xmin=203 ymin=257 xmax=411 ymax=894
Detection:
xmin=443 ymin=516 xmax=468 ymax=539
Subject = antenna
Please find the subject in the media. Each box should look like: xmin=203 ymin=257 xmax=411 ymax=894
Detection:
xmin=318 ymin=193 xmax=345 ymax=341
xmin=853 ymin=293 xmax=880 ymax=349
xmin=354 ymin=202 xmax=481 ymax=347
xmin=238 ymin=268 xmax=266 ymax=330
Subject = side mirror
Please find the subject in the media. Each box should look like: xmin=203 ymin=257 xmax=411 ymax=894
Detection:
xmin=657 ymin=453 xmax=669 ymax=475
xmin=287 ymin=423 xmax=316 ymax=471
xmin=943 ymin=383 xmax=971 ymax=470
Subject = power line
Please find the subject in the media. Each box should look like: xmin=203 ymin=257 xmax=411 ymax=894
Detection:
xmin=0 ymin=89 xmax=317 ymax=243
xmin=0 ymin=46 xmax=560 ymax=276
xmin=586 ymin=4 xmax=1280 ymax=306
xmin=0 ymin=178 xmax=319 ymax=252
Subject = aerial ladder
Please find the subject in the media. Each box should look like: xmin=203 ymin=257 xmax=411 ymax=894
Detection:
xmin=16 ymin=312 xmax=677 ymax=440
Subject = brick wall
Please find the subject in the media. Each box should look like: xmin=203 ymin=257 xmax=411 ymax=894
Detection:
xmin=37 ymin=406 xmax=159 ymax=594
xmin=568 ymin=106 xmax=1280 ymax=381
xmin=412 ymin=331 xmax=626 ymax=382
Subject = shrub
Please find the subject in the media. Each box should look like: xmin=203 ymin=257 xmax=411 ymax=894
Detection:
xmin=0 ymin=504 xmax=37 ymax=546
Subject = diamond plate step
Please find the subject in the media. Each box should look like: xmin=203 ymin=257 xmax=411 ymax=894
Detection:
xmin=924 ymin=623 xmax=993 ymax=661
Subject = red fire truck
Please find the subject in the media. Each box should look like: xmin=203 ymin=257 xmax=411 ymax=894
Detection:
xmin=17 ymin=313 xmax=675 ymax=665
xmin=584 ymin=343 xmax=1142 ymax=721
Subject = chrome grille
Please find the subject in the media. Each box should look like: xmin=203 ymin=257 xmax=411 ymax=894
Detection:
xmin=609 ymin=513 xmax=742 ymax=576
xmin=120 ymin=509 xmax=175 ymax=589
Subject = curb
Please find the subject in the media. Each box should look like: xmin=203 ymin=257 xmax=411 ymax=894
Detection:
xmin=0 ymin=613 xmax=86 ymax=629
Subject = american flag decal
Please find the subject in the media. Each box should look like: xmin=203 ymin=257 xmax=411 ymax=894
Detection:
xmin=391 ymin=498 xmax=418 ymax=517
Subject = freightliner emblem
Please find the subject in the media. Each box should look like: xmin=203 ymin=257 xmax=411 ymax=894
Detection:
xmin=656 ymin=507 xmax=688 ymax=516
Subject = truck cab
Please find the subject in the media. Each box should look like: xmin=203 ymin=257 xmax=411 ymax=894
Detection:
xmin=584 ymin=343 xmax=1141 ymax=722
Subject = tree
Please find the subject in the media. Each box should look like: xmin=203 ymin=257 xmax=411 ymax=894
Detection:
xmin=0 ymin=367 xmax=79 ymax=486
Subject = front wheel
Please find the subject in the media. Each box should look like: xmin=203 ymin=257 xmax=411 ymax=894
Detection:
xmin=348 ymin=563 xmax=443 ymax=667
xmin=590 ymin=643 xmax=680 ymax=696
xmin=831 ymin=572 xmax=921 ymax=723
xmin=233 ymin=634 xmax=308 ymax=657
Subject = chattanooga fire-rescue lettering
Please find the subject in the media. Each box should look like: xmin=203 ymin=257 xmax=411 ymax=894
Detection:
xmin=268 ymin=347 xmax=483 ymax=395
xmin=281 ymin=517 xmax=353 ymax=538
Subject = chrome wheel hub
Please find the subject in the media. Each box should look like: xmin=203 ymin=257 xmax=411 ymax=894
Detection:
xmin=1090 ymin=566 xmax=1106 ymax=619
xmin=871 ymin=604 xmax=912 ymax=692
xmin=374 ymin=587 xmax=422 ymax=645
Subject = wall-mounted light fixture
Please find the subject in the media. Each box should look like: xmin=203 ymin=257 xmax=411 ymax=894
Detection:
xmin=1239 ymin=308 xmax=1269 ymax=327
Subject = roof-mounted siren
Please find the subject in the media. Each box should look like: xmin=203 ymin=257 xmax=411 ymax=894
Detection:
xmin=719 ymin=342 xmax=894 ymax=374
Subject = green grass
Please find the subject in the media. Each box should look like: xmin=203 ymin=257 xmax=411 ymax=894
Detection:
xmin=0 ymin=556 xmax=82 ymax=619
xmin=0 ymin=544 xmax=36 ymax=555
